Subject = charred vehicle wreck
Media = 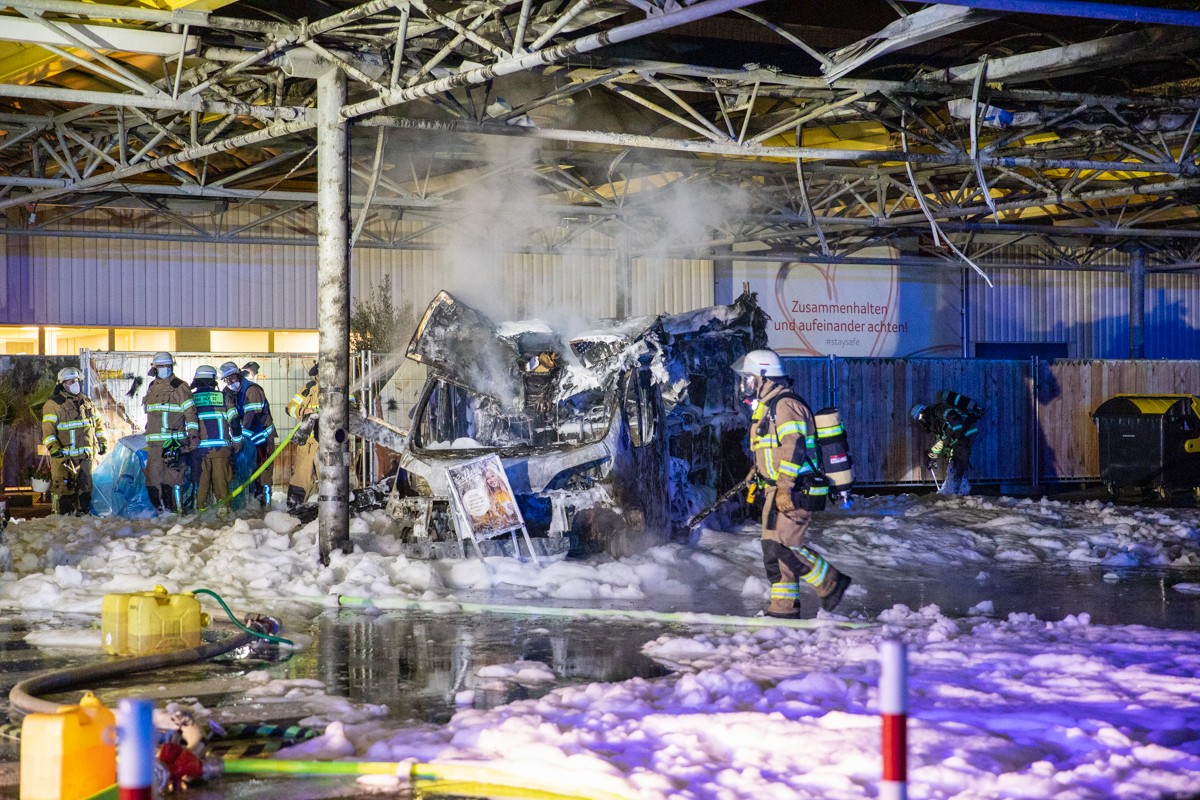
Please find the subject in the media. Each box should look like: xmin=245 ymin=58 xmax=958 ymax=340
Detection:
xmin=370 ymin=289 xmax=768 ymax=559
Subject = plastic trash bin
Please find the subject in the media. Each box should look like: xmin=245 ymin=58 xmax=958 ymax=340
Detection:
xmin=1091 ymin=394 xmax=1200 ymax=501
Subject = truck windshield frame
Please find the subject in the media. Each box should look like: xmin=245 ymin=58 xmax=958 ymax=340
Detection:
xmin=411 ymin=376 xmax=618 ymax=456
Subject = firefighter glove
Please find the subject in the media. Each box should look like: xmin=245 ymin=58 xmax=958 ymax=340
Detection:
xmin=776 ymin=486 xmax=796 ymax=513
xmin=97 ymin=440 xmax=107 ymax=456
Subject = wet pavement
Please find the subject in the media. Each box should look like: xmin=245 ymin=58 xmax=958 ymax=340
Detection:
xmin=0 ymin=606 xmax=674 ymax=798
xmin=2 ymin=487 xmax=1200 ymax=797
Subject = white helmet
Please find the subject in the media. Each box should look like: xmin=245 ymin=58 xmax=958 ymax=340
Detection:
xmin=57 ymin=366 xmax=83 ymax=384
xmin=910 ymin=403 xmax=927 ymax=422
xmin=151 ymin=351 xmax=175 ymax=367
xmin=732 ymin=349 xmax=785 ymax=378
xmin=217 ymin=361 xmax=242 ymax=380
xmin=194 ymin=364 xmax=218 ymax=381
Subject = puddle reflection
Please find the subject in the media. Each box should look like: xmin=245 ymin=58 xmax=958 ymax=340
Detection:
xmin=289 ymin=611 xmax=671 ymax=724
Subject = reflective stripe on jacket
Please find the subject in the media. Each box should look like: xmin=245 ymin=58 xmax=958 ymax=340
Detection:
xmin=41 ymin=387 xmax=106 ymax=458
xmin=142 ymin=376 xmax=199 ymax=447
xmin=750 ymin=382 xmax=819 ymax=496
xmin=286 ymin=379 xmax=318 ymax=419
xmin=924 ymin=401 xmax=980 ymax=449
xmin=225 ymin=380 xmax=275 ymax=445
xmin=193 ymin=382 xmax=241 ymax=451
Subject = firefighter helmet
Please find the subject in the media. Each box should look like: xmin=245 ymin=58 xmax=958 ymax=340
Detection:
xmin=218 ymin=361 xmax=241 ymax=380
xmin=57 ymin=366 xmax=83 ymax=384
xmin=194 ymin=364 xmax=218 ymax=381
xmin=308 ymin=361 xmax=319 ymax=377
xmin=241 ymin=361 xmax=261 ymax=377
xmin=151 ymin=351 xmax=175 ymax=367
xmin=910 ymin=403 xmax=927 ymax=422
xmin=732 ymin=349 xmax=785 ymax=378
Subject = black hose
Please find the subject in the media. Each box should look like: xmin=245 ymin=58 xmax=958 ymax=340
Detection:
xmin=8 ymin=630 xmax=254 ymax=716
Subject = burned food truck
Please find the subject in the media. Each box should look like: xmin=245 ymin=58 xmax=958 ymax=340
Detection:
xmin=383 ymin=289 xmax=768 ymax=558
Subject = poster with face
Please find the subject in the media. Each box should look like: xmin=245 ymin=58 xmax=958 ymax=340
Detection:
xmin=445 ymin=454 xmax=524 ymax=539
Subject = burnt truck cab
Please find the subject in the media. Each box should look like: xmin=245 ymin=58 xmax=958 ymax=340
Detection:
xmin=385 ymin=289 xmax=767 ymax=558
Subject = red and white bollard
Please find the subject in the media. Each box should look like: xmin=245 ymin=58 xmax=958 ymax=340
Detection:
xmin=117 ymin=698 xmax=155 ymax=800
xmin=880 ymin=639 xmax=908 ymax=800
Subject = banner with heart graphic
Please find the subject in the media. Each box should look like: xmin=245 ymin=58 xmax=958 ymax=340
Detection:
xmin=731 ymin=249 xmax=962 ymax=357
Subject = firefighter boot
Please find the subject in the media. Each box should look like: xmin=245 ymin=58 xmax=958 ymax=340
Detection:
xmin=286 ymin=485 xmax=307 ymax=512
xmin=146 ymin=485 xmax=164 ymax=514
xmin=766 ymin=582 xmax=801 ymax=618
xmin=76 ymin=491 xmax=92 ymax=516
xmin=162 ymin=484 xmax=180 ymax=514
xmin=821 ymin=573 xmax=853 ymax=613
xmin=57 ymin=494 xmax=77 ymax=516
xmin=795 ymin=546 xmax=853 ymax=613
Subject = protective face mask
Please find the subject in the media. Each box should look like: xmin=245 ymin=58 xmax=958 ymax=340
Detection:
xmin=156 ymin=367 xmax=172 ymax=379
xmin=227 ymin=380 xmax=242 ymax=392
xmin=65 ymin=380 xmax=81 ymax=395
xmin=739 ymin=375 xmax=759 ymax=405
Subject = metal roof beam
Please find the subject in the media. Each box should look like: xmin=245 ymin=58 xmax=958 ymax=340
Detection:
xmin=0 ymin=81 xmax=311 ymax=120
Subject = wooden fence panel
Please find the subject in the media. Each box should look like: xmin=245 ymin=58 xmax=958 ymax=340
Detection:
xmin=1040 ymin=360 xmax=1200 ymax=480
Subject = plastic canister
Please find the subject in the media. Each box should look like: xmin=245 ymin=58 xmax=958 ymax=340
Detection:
xmin=101 ymin=585 xmax=208 ymax=656
xmin=19 ymin=691 xmax=116 ymax=800
xmin=814 ymin=407 xmax=854 ymax=492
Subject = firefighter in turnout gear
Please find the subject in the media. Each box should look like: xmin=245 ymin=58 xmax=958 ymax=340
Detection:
xmin=191 ymin=365 xmax=242 ymax=511
xmin=285 ymin=362 xmax=319 ymax=511
xmin=911 ymin=390 xmax=984 ymax=496
xmin=733 ymin=349 xmax=853 ymax=618
xmin=142 ymin=352 xmax=199 ymax=514
xmin=220 ymin=361 xmax=276 ymax=508
xmin=41 ymin=367 xmax=107 ymax=515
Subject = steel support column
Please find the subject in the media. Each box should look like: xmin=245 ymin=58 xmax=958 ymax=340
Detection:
xmin=1128 ymin=246 xmax=1146 ymax=359
xmin=316 ymin=68 xmax=350 ymax=563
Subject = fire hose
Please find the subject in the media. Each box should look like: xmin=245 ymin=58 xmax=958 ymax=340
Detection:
xmin=8 ymin=588 xmax=289 ymax=716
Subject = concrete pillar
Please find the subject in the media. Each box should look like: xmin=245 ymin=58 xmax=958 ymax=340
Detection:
xmin=316 ymin=68 xmax=351 ymax=563
xmin=1129 ymin=247 xmax=1145 ymax=359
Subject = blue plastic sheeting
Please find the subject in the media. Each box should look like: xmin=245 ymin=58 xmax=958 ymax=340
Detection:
xmin=91 ymin=434 xmax=156 ymax=517
xmin=230 ymin=442 xmax=257 ymax=510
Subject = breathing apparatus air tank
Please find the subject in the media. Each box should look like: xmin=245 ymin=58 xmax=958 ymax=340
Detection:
xmin=814 ymin=407 xmax=854 ymax=493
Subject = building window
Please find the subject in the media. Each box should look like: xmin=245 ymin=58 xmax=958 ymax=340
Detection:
xmin=45 ymin=327 xmax=108 ymax=355
xmin=0 ymin=326 xmax=38 ymax=354
xmin=211 ymin=329 xmax=269 ymax=353
xmin=273 ymin=330 xmax=318 ymax=353
xmin=114 ymin=328 xmax=175 ymax=352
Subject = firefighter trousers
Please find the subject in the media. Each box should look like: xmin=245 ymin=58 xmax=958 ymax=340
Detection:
xmin=761 ymin=486 xmax=842 ymax=615
xmin=288 ymin=438 xmax=318 ymax=499
xmin=196 ymin=449 xmax=232 ymax=508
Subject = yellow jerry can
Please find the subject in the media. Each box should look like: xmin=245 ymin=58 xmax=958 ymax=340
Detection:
xmin=101 ymin=585 xmax=209 ymax=656
xmin=19 ymin=691 xmax=116 ymax=800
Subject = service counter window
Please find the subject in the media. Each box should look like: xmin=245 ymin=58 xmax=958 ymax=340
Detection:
xmin=211 ymin=329 xmax=269 ymax=352
xmin=45 ymin=327 xmax=108 ymax=354
xmin=274 ymin=330 xmax=318 ymax=353
xmin=114 ymin=328 xmax=175 ymax=352
xmin=0 ymin=326 xmax=38 ymax=354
